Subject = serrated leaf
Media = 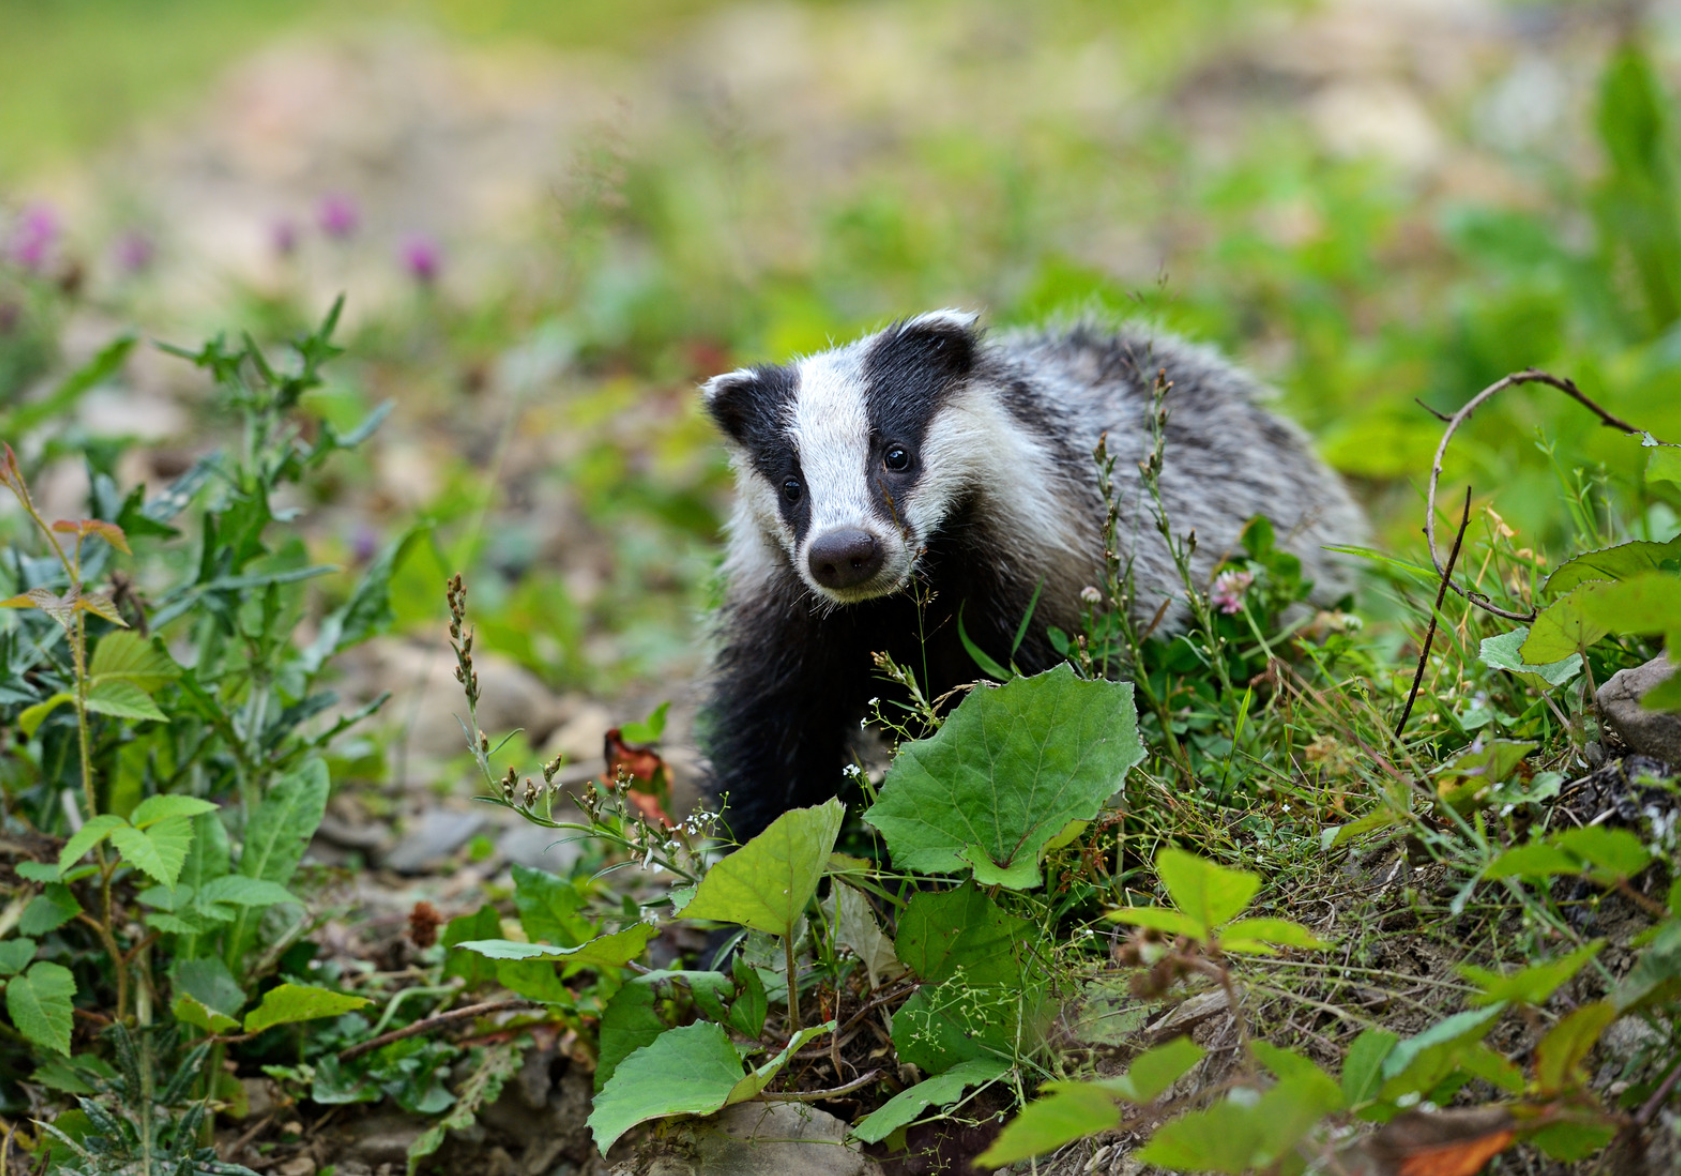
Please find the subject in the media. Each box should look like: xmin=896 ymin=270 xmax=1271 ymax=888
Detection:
xmin=238 ymin=759 xmax=330 ymax=885
xmin=1156 ymin=848 xmax=1260 ymax=938
xmin=15 ymin=861 xmax=61 ymax=884
xmin=7 ymin=961 xmax=76 ymax=1055
xmin=19 ymin=885 xmax=81 ymax=935
xmin=1097 ymin=1035 xmax=1206 ymax=1104
xmin=1535 ymin=1001 xmax=1615 ymax=1094
xmin=587 ymin=1021 xmax=745 ymax=1153
xmin=110 ymin=816 xmax=193 ymax=887
xmin=976 ymin=1082 xmax=1119 ymax=1166
xmin=242 ymin=984 xmax=370 ymax=1034
xmin=129 ymin=795 xmax=216 ymax=828
xmin=18 ymin=692 xmax=73 ymax=738
xmin=0 ymin=938 xmax=38 ymax=976
xmin=58 ymin=814 xmax=126 ymax=871
xmin=1458 ymin=940 xmax=1604 ymax=1007
xmin=864 ymin=666 xmax=1143 ymax=888
xmin=172 ymin=994 xmax=240 ymax=1034
xmin=88 ymin=632 xmax=177 ymax=690
xmin=1544 ymin=534 xmax=1681 ymax=595
xmin=86 ymin=680 xmax=167 ymax=723
xmin=853 ymin=1057 xmax=1010 ymax=1144
xmin=683 ymin=799 xmax=844 ymax=938
xmin=197 ymin=876 xmax=298 ymax=907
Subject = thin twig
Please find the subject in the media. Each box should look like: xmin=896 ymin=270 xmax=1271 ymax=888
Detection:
xmin=1423 ymin=369 xmax=1647 ymax=621
xmin=763 ymin=1068 xmax=882 ymax=1103
xmin=1396 ymin=486 xmax=1473 ymax=739
xmin=336 ymin=998 xmax=545 ymax=1063
xmin=1636 ymin=1055 xmax=1681 ymax=1126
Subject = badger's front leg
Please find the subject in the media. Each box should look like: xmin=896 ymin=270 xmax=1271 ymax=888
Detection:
xmin=702 ymin=577 xmax=874 ymax=842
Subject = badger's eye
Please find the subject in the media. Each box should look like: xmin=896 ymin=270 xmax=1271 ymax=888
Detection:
xmin=883 ymin=445 xmax=911 ymax=472
xmin=782 ymin=478 xmax=802 ymax=502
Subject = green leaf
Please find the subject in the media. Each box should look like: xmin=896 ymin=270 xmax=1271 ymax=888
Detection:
xmin=86 ymin=680 xmax=168 ymax=724
xmin=975 ymin=1081 xmax=1119 ymax=1166
xmin=237 ymin=759 xmax=330 ymax=886
xmin=406 ymin=1041 xmax=523 ymax=1176
xmin=1557 ymin=826 xmax=1652 ymax=878
xmin=864 ymin=666 xmax=1144 ymax=888
xmin=19 ymin=886 xmax=81 ymax=935
xmin=110 ymin=816 xmax=194 ymax=887
xmin=1433 ymin=740 xmax=1535 ymax=810
xmin=243 ymin=984 xmax=370 ymax=1034
xmin=596 ymin=971 xmax=681 ymax=1092
xmin=18 ymin=692 xmax=73 ymax=738
xmin=1544 ymin=534 xmax=1681 ymax=595
xmin=173 ymin=958 xmax=244 ymax=1023
xmin=1096 ymin=1036 xmax=1206 ymax=1104
xmin=1105 ymin=906 xmax=1202 ymax=937
xmin=88 ymin=632 xmax=179 ymax=691
xmin=1378 ymin=1004 xmax=1507 ymax=1101
xmin=172 ymin=994 xmax=240 ymax=1035
xmin=455 ymin=922 xmax=656 ymax=974
xmin=15 ymin=862 xmax=61 ymax=883
xmin=587 ymin=1021 xmax=745 ymax=1153
xmin=1340 ymin=1029 xmax=1398 ymax=1106
xmin=495 ymin=958 xmax=573 ymax=1003
xmin=684 ymin=799 xmax=845 ymax=938
xmin=129 ymin=795 xmax=217 ymax=828
xmin=1649 ymin=445 xmax=1681 ymax=487
xmin=1459 ymin=940 xmax=1605 ymax=1007
xmin=893 ymin=882 xmax=1035 ymax=988
xmin=1217 ymin=917 xmax=1326 ymax=955
xmin=1478 ymin=628 xmax=1582 ymax=689
xmin=725 ymin=1021 xmax=833 ymax=1104
xmin=1155 ymin=848 xmax=1260 ymax=938
xmin=1614 ymin=919 xmax=1681 ymax=1013
xmin=1522 ymin=583 xmax=1615 ymax=662
xmin=618 ymin=701 xmax=670 ymax=745
xmin=1135 ymin=1098 xmax=1266 ymax=1174
xmin=1535 ymin=1001 xmax=1616 ymax=1094
xmin=852 ymin=1057 xmax=1011 ymax=1144
xmin=1484 ymin=842 xmax=1582 ymax=879
xmin=6 ymin=961 xmax=76 ymax=1055
xmin=511 ymin=864 xmax=587 ymax=948
xmin=440 ymin=907 xmax=503 ymax=987
xmin=0 ymin=938 xmax=37 ymax=976
xmin=1531 ymin=1121 xmax=1619 ymax=1161
xmin=198 ymin=876 xmax=299 ymax=907
xmin=0 ymin=333 xmax=134 ymax=434
xmin=57 ymin=814 xmax=126 ymax=871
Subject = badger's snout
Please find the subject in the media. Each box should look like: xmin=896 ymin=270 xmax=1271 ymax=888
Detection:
xmin=808 ymin=528 xmax=884 ymax=591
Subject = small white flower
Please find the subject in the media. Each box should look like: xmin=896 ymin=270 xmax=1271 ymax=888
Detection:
xmin=1080 ymin=585 xmax=1102 ymax=605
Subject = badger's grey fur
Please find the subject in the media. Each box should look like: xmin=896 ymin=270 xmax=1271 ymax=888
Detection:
xmin=700 ymin=311 xmax=1366 ymax=839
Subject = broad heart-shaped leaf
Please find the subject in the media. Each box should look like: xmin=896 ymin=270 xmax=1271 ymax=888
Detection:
xmin=6 ymin=961 xmax=76 ymax=1055
xmin=1544 ymin=533 xmax=1681 ymax=595
xmin=1525 ymin=573 xmax=1681 ymax=662
xmin=242 ymin=984 xmax=370 ymax=1034
xmin=455 ymin=922 xmax=657 ymax=976
xmin=852 ymin=1057 xmax=1011 ymax=1144
xmin=587 ymin=1021 xmax=745 ymax=1153
xmin=86 ymin=680 xmax=168 ymax=724
xmin=1522 ymin=582 xmax=1616 ymax=663
xmin=129 ymin=795 xmax=217 ymax=829
xmin=1155 ymin=848 xmax=1259 ymax=939
xmin=865 ymin=666 xmax=1142 ymax=888
xmin=594 ymin=970 xmax=735 ymax=1092
xmin=893 ymin=882 xmax=1035 ymax=987
xmin=1478 ymin=628 xmax=1581 ymax=689
xmin=975 ymin=1082 xmax=1120 ymax=1166
xmin=682 ymin=799 xmax=845 ymax=938
xmin=110 ymin=817 xmax=194 ymax=887
xmin=87 ymin=631 xmax=179 ymax=691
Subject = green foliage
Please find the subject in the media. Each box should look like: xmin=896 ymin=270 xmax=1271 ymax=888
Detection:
xmin=850 ymin=1057 xmax=1010 ymax=1144
xmin=864 ymin=666 xmax=1144 ymax=888
xmin=683 ymin=799 xmax=844 ymax=937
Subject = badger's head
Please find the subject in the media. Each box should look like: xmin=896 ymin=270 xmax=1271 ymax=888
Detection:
xmin=701 ymin=310 xmax=982 ymax=605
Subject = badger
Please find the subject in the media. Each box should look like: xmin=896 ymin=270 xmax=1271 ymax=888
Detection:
xmin=699 ymin=311 xmax=1366 ymax=840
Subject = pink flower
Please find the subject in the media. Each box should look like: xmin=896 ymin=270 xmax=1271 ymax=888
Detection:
xmin=317 ymin=194 xmax=359 ymax=239
xmin=9 ymin=204 xmax=59 ymax=272
xmin=113 ymin=231 xmax=154 ymax=274
xmin=1211 ymin=569 xmax=1254 ymax=614
xmin=400 ymin=234 xmax=440 ymax=284
xmin=271 ymin=218 xmax=299 ymax=257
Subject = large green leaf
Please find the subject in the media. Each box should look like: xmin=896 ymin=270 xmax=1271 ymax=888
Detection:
xmin=1478 ymin=629 xmax=1581 ymax=689
xmin=1525 ymin=572 xmax=1681 ymax=662
xmin=440 ymin=907 xmax=503 ymax=987
xmin=852 ymin=1057 xmax=1010 ymax=1144
xmin=110 ymin=817 xmax=194 ymax=887
xmin=511 ymin=864 xmax=589 ymax=947
xmin=1096 ymin=1036 xmax=1207 ymax=1103
xmin=1155 ymin=849 xmax=1259 ymax=938
xmin=1544 ymin=534 xmax=1681 ymax=595
xmin=6 ymin=961 xmax=76 ymax=1056
xmin=86 ymin=680 xmax=168 ymax=724
xmin=57 ymin=814 xmax=126 ymax=872
xmin=1650 ymin=444 xmax=1681 ymax=487
xmin=977 ymin=1082 xmax=1119 ymax=1166
xmin=587 ymin=1022 xmax=745 ymax=1153
xmin=237 ymin=759 xmax=330 ymax=886
xmin=865 ymin=666 xmax=1142 ymax=888
xmin=682 ymin=799 xmax=844 ymax=938
xmin=87 ymin=632 xmax=179 ymax=692
xmin=129 ymin=795 xmax=217 ymax=828
xmin=893 ymin=882 xmax=1034 ymax=987
xmin=243 ymin=984 xmax=370 ymax=1034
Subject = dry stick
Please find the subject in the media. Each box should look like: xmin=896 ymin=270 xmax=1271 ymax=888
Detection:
xmin=1636 ymin=1054 xmax=1681 ymax=1126
xmin=336 ymin=998 xmax=545 ymax=1063
xmin=1424 ymin=369 xmax=1646 ymax=622
xmin=763 ymin=1069 xmax=882 ymax=1103
xmin=1396 ymin=486 xmax=1474 ymax=740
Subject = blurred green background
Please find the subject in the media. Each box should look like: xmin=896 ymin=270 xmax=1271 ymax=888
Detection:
xmin=3 ymin=0 xmax=1680 ymax=696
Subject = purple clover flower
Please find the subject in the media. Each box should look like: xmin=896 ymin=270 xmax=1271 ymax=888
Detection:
xmin=400 ymin=234 xmax=441 ymax=284
xmin=9 ymin=204 xmax=59 ymax=273
xmin=1211 ymin=569 xmax=1254 ymax=615
xmin=317 ymin=194 xmax=359 ymax=239
xmin=113 ymin=230 xmax=155 ymax=274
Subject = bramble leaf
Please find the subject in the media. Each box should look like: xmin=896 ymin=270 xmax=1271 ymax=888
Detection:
xmin=243 ymin=984 xmax=370 ymax=1034
xmin=6 ymin=961 xmax=76 ymax=1055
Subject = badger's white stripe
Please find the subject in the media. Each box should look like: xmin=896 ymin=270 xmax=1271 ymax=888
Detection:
xmin=902 ymin=308 xmax=979 ymax=333
xmin=789 ymin=348 xmax=874 ymax=538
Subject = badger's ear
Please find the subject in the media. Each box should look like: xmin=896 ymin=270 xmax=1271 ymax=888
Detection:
xmin=875 ymin=308 xmax=982 ymax=385
xmin=701 ymin=365 xmax=792 ymax=446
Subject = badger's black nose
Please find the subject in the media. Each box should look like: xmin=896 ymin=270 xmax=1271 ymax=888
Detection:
xmin=808 ymin=529 xmax=883 ymax=590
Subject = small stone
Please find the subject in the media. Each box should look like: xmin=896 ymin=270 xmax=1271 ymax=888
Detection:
xmin=277 ymin=1157 xmax=316 ymax=1176
xmin=608 ymin=1102 xmax=883 ymax=1176
xmin=496 ymin=820 xmax=583 ymax=872
xmin=1597 ymin=655 xmax=1681 ymax=763
xmin=380 ymin=808 xmax=486 ymax=874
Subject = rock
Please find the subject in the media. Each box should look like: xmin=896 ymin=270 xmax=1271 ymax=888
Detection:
xmin=380 ymin=808 xmax=486 ymax=874
xmin=239 ymin=1077 xmax=281 ymax=1121
xmin=339 ymin=1114 xmax=427 ymax=1166
xmin=496 ymin=820 xmax=583 ymax=873
xmin=542 ymin=702 xmax=616 ymax=766
xmin=276 ymin=1157 xmax=317 ymax=1176
xmin=1145 ymin=987 xmax=1229 ymax=1040
xmin=1597 ymin=655 xmax=1681 ymax=763
xmin=608 ymin=1102 xmax=884 ymax=1176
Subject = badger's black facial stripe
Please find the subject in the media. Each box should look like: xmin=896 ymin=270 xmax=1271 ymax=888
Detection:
xmin=705 ymin=363 xmax=799 ymax=454
xmin=860 ymin=317 xmax=977 ymax=524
